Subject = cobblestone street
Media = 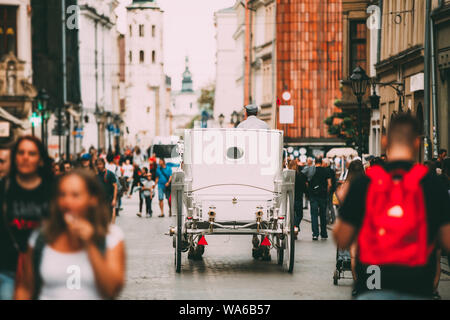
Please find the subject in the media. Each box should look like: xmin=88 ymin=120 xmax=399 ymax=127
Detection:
xmin=117 ymin=194 xmax=450 ymax=300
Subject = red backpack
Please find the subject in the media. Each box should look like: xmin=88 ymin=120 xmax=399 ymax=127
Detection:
xmin=358 ymin=164 xmax=434 ymax=267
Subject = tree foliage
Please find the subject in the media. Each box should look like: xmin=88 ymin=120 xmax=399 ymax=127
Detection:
xmin=324 ymin=111 xmax=368 ymax=154
xmin=197 ymin=84 xmax=215 ymax=112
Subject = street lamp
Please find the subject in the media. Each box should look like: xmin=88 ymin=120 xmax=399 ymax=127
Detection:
xmin=350 ymin=66 xmax=370 ymax=157
xmin=218 ymin=113 xmax=225 ymax=127
xmin=369 ymin=80 xmax=380 ymax=110
xmin=94 ymin=110 xmax=103 ymax=151
xmin=106 ymin=111 xmax=113 ymax=153
xmin=36 ymin=88 xmax=50 ymax=147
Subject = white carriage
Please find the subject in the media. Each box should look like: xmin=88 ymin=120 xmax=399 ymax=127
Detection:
xmin=168 ymin=128 xmax=296 ymax=273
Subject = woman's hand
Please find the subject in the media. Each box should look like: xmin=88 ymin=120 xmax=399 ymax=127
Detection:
xmin=64 ymin=215 xmax=94 ymax=245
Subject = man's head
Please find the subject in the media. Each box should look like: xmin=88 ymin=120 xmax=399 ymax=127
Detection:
xmin=315 ymin=156 xmax=323 ymax=166
xmin=80 ymin=153 xmax=91 ymax=168
xmin=439 ymin=149 xmax=447 ymax=160
xmin=159 ymin=158 xmax=166 ymax=167
xmin=381 ymin=113 xmax=421 ymax=161
xmin=106 ymin=153 xmax=114 ymax=164
xmin=62 ymin=160 xmax=72 ymax=173
xmin=96 ymin=158 xmax=106 ymax=172
xmin=0 ymin=146 xmax=11 ymax=178
xmin=244 ymin=104 xmax=258 ymax=118
xmin=306 ymin=157 xmax=313 ymax=166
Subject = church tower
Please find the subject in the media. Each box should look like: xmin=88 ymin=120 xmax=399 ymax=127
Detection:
xmin=181 ymin=56 xmax=193 ymax=93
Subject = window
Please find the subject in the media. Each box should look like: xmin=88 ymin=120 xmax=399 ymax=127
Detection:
xmin=129 ymin=25 xmax=132 ymax=37
xmin=349 ymin=20 xmax=367 ymax=74
xmin=152 ymin=50 xmax=156 ymax=63
xmin=226 ymin=147 xmax=244 ymax=160
xmin=129 ymin=51 xmax=132 ymax=63
xmin=139 ymin=50 xmax=144 ymax=63
xmin=139 ymin=24 xmax=144 ymax=37
xmin=0 ymin=6 xmax=18 ymax=57
xmin=152 ymin=25 xmax=156 ymax=37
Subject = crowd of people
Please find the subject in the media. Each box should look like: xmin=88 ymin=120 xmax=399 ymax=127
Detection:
xmin=0 ymin=110 xmax=449 ymax=300
xmin=285 ymin=113 xmax=450 ymax=300
xmin=0 ymin=137 xmax=179 ymax=300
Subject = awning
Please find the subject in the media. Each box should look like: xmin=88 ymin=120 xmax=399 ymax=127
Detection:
xmin=326 ymin=147 xmax=358 ymax=158
xmin=0 ymin=107 xmax=31 ymax=130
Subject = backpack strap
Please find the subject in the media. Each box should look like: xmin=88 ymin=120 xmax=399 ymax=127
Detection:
xmin=403 ymin=164 xmax=428 ymax=191
xmin=366 ymin=165 xmax=392 ymax=191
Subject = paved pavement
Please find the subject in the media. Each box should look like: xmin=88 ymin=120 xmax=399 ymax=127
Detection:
xmin=117 ymin=194 xmax=450 ymax=300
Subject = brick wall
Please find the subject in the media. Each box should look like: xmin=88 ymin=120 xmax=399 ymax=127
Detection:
xmin=276 ymin=0 xmax=343 ymax=140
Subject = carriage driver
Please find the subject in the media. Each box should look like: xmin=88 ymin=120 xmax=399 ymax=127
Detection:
xmin=236 ymin=104 xmax=271 ymax=261
xmin=237 ymin=104 xmax=270 ymax=129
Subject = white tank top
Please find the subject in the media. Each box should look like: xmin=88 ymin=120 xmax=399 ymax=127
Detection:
xmin=28 ymin=225 xmax=124 ymax=300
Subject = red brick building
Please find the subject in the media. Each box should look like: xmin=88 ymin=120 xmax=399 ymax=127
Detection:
xmin=276 ymin=0 xmax=343 ymax=145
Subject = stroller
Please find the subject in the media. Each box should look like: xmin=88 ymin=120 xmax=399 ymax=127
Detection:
xmin=333 ymin=248 xmax=352 ymax=285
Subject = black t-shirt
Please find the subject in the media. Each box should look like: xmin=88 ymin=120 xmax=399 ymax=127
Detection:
xmin=309 ymin=166 xmax=330 ymax=198
xmin=97 ymin=170 xmax=116 ymax=201
xmin=294 ymin=170 xmax=307 ymax=200
xmin=0 ymin=178 xmax=52 ymax=272
xmin=339 ymin=161 xmax=450 ymax=297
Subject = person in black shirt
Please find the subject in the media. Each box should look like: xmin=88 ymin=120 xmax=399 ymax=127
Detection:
xmin=333 ymin=113 xmax=450 ymax=299
xmin=288 ymin=160 xmax=307 ymax=239
xmin=95 ymin=158 xmax=117 ymax=223
xmin=308 ymin=156 xmax=332 ymax=241
xmin=0 ymin=136 xmax=53 ymax=300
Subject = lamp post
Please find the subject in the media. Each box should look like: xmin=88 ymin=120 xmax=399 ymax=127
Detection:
xmin=94 ymin=110 xmax=103 ymax=151
xmin=106 ymin=112 xmax=112 ymax=153
xmin=36 ymin=89 xmax=50 ymax=148
xmin=350 ymin=66 xmax=370 ymax=157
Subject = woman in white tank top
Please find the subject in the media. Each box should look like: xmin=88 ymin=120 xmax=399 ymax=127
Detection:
xmin=14 ymin=170 xmax=126 ymax=300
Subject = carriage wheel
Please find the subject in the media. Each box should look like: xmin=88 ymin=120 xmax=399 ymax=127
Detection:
xmin=276 ymin=236 xmax=284 ymax=265
xmin=282 ymin=190 xmax=295 ymax=273
xmin=333 ymin=270 xmax=339 ymax=285
xmin=175 ymin=190 xmax=183 ymax=273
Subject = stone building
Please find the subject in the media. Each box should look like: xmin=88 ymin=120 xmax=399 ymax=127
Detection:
xmin=0 ymin=0 xmax=35 ymax=145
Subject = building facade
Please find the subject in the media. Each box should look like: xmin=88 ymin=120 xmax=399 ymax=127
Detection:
xmin=124 ymin=0 xmax=166 ymax=149
xmin=78 ymin=0 xmax=120 ymax=154
xmin=0 ymin=0 xmax=35 ymax=145
xmin=375 ymin=0 xmax=449 ymax=161
xmin=171 ymin=56 xmax=200 ymax=130
xmin=275 ymin=0 xmax=344 ymax=154
xmin=248 ymin=0 xmax=276 ymax=126
xmin=214 ymin=6 xmax=241 ymax=125
xmin=432 ymin=0 xmax=450 ymax=157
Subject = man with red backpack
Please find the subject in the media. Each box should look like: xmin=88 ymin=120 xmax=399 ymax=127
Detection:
xmin=334 ymin=113 xmax=450 ymax=299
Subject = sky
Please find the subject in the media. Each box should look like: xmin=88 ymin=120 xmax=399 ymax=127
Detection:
xmin=117 ymin=0 xmax=236 ymax=91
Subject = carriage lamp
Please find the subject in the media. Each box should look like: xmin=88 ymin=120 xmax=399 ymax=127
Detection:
xmin=187 ymin=208 xmax=194 ymax=219
xmin=208 ymin=206 xmax=216 ymax=232
xmin=208 ymin=206 xmax=216 ymax=221
xmin=255 ymin=206 xmax=264 ymax=232
xmin=273 ymin=208 xmax=280 ymax=220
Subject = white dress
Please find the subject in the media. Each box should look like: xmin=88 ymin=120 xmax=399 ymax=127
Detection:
xmin=28 ymin=225 xmax=124 ymax=300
